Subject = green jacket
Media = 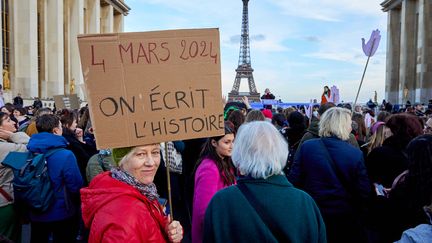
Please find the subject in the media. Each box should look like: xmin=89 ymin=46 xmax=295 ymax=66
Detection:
xmin=204 ymin=175 xmax=327 ymax=243
xmin=86 ymin=153 xmax=115 ymax=183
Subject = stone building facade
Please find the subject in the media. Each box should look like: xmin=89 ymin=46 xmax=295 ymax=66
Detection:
xmin=0 ymin=0 xmax=130 ymax=102
xmin=381 ymin=0 xmax=432 ymax=105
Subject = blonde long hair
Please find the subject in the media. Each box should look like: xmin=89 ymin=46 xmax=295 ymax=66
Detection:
xmin=367 ymin=124 xmax=387 ymax=154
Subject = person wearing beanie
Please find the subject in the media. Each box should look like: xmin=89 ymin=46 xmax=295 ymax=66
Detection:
xmin=261 ymin=109 xmax=273 ymax=121
xmin=224 ymin=101 xmax=249 ymax=120
xmin=80 ymin=144 xmax=184 ymax=243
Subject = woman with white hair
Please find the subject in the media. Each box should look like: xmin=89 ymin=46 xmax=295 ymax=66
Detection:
xmin=203 ymin=121 xmax=326 ymax=243
xmin=288 ymin=107 xmax=371 ymax=243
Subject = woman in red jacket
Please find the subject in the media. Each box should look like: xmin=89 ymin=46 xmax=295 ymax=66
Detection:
xmin=80 ymin=144 xmax=183 ymax=243
xmin=321 ymin=86 xmax=331 ymax=105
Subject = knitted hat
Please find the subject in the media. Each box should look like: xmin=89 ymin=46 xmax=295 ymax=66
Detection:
xmin=261 ymin=109 xmax=273 ymax=119
xmin=224 ymin=106 xmax=239 ymax=120
xmin=111 ymin=146 xmax=133 ymax=165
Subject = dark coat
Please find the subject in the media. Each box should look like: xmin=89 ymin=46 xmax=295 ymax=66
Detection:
xmin=13 ymin=96 xmax=23 ymax=107
xmin=204 ymin=175 xmax=326 ymax=243
xmin=289 ymin=137 xmax=371 ymax=215
xmin=288 ymin=137 xmax=371 ymax=242
xmin=261 ymin=93 xmax=276 ymax=109
xmin=32 ymin=99 xmax=43 ymax=109
xmin=365 ymin=136 xmax=409 ymax=187
xmin=62 ymin=129 xmax=97 ymax=185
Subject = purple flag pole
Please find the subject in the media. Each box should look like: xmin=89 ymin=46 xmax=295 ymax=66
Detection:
xmin=353 ymin=40 xmax=375 ymax=107
xmin=353 ymin=29 xmax=381 ymax=107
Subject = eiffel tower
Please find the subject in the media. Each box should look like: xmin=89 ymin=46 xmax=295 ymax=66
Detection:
xmin=228 ymin=0 xmax=260 ymax=102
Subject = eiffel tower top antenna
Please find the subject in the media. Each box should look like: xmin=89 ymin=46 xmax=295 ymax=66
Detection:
xmin=228 ymin=0 xmax=260 ymax=102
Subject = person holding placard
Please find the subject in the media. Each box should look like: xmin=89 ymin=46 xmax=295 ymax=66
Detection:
xmin=81 ymin=144 xmax=183 ymax=243
xmin=192 ymin=122 xmax=236 ymax=243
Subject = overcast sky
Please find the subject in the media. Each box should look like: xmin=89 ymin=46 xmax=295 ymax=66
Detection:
xmin=124 ymin=0 xmax=388 ymax=103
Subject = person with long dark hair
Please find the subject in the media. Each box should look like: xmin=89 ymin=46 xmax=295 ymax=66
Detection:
xmin=365 ymin=114 xmax=423 ymax=241
xmin=382 ymin=134 xmax=432 ymax=241
xmin=321 ymin=86 xmax=331 ymax=104
xmin=192 ymin=122 xmax=236 ymax=243
xmin=366 ymin=113 xmax=423 ymax=188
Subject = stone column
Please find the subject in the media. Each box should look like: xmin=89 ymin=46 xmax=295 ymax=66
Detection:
xmin=399 ymin=0 xmax=417 ymax=104
xmin=87 ymin=0 xmax=100 ymax=34
xmin=0 ymin=2 xmax=3 ymax=83
xmin=420 ymin=0 xmax=432 ymax=103
xmin=385 ymin=8 xmax=401 ymax=105
xmin=45 ymin=0 xmax=64 ymax=98
xmin=13 ymin=0 xmax=38 ymax=98
xmin=114 ymin=13 xmax=124 ymax=32
xmin=69 ymin=0 xmax=84 ymax=98
xmin=101 ymin=4 xmax=114 ymax=33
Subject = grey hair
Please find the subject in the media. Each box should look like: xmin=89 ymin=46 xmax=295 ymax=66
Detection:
xmin=119 ymin=147 xmax=137 ymax=167
xmin=319 ymin=107 xmax=352 ymax=140
xmin=232 ymin=121 xmax=288 ymax=179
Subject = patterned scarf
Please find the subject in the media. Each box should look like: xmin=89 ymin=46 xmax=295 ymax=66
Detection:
xmin=111 ymin=167 xmax=159 ymax=201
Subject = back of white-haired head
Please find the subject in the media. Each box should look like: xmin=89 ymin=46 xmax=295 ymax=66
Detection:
xmin=319 ymin=107 xmax=352 ymax=140
xmin=232 ymin=121 xmax=288 ymax=179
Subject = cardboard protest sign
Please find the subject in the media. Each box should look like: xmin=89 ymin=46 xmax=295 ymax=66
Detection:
xmin=53 ymin=94 xmax=80 ymax=110
xmin=78 ymin=29 xmax=223 ymax=149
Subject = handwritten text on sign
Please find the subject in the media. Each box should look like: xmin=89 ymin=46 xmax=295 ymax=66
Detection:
xmin=78 ymin=29 xmax=223 ymax=149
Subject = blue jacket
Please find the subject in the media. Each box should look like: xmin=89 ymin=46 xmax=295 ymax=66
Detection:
xmin=27 ymin=132 xmax=83 ymax=222
xmin=288 ymin=137 xmax=371 ymax=216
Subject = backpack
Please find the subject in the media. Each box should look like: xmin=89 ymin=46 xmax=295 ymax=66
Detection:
xmin=1 ymin=148 xmax=64 ymax=212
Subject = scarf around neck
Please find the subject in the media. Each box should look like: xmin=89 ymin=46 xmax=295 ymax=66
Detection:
xmin=111 ymin=167 xmax=159 ymax=201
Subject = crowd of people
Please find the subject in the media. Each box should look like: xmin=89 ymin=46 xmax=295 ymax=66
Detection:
xmin=0 ymin=93 xmax=432 ymax=243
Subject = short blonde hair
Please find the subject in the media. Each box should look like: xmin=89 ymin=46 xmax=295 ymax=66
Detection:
xmin=232 ymin=121 xmax=288 ymax=179
xmin=319 ymin=107 xmax=352 ymax=141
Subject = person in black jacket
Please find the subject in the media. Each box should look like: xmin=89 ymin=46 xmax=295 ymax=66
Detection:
xmin=366 ymin=113 xmax=423 ymax=188
xmin=58 ymin=109 xmax=97 ymax=185
xmin=261 ymin=88 xmax=275 ymax=109
xmin=382 ymin=134 xmax=432 ymax=242
xmin=32 ymin=97 xmax=43 ymax=110
xmin=12 ymin=93 xmax=23 ymax=108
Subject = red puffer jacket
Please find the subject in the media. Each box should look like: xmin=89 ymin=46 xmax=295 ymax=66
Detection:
xmin=81 ymin=172 xmax=169 ymax=242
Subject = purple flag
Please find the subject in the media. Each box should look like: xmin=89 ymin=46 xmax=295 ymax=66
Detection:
xmin=362 ymin=29 xmax=381 ymax=57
